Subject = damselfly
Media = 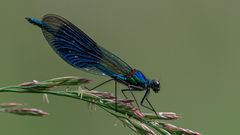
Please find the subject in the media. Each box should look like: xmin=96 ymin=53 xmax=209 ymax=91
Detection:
xmin=26 ymin=14 xmax=160 ymax=116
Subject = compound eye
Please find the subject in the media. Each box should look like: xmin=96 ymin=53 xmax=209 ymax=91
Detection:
xmin=154 ymin=80 xmax=160 ymax=86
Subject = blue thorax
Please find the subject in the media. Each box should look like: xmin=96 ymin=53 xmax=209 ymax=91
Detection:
xmin=114 ymin=69 xmax=150 ymax=89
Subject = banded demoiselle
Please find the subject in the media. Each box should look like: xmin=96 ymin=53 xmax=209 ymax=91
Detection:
xmin=26 ymin=14 xmax=160 ymax=116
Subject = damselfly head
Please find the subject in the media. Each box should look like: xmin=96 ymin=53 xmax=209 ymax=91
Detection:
xmin=150 ymin=80 xmax=160 ymax=93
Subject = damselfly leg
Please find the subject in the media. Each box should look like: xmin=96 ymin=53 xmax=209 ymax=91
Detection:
xmin=87 ymin=79 xmax=114 ymax=90
xmin=85 ymin=79 xmax=118 ymax=111
xmin=140 ymin=89 xmax=159 ymax=117
xmin=121 ymin=88 xmax=159 ymax=117
xmin=121 ymin=88 xmax=141 ymax=111
xmin=86 ymin=80 xmax=158 ymax=117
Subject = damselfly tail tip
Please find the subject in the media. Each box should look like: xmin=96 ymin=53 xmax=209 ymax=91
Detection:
xmin=25 ymin=17 xmax=31 ymax=21
xmin=25 ymin=17 xmax=47 ymax=29
xmin=25 ymin=17 xmax=35 ymax=24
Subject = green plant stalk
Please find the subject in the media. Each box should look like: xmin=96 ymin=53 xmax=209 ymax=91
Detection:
xmin=0 ymin=76 xmax=201 ymax=135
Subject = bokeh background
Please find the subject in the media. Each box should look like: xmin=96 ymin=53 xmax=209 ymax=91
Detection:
xmin=0 ymin=0 xmax=239 ymax=134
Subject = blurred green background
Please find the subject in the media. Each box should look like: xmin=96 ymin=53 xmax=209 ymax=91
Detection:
xmin=0 ymin=0 xmax=239 ymax=134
